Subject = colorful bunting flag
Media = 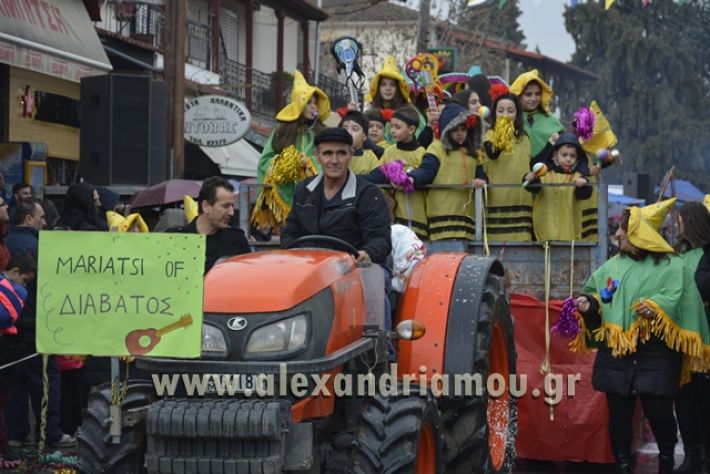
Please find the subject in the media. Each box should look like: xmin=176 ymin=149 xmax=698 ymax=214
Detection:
xmin=605 ymin=0 xmax=615 ymax=10
xmin=642 ymin=0 xmax=650 ymax=6
xmin=499 ymin=0 xmax=507 ymax=9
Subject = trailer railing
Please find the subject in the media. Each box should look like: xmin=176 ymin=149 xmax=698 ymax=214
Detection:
xmin=237 ymin=181 xmax=610 ymax=300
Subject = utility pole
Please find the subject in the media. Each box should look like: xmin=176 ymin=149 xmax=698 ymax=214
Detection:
xmin=164 ymin=0 xmax=186 ymax=178
xmin=417 ymin=0 xmax=431 ymax=53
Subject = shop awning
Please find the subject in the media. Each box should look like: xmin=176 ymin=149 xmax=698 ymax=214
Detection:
xmin=199 ymin=140 xmax=260 ymax=178
xmin=0 ymin=0 xmax=111 ymax=82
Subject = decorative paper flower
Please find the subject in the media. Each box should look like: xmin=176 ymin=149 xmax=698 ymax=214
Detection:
xmin=489 ymin=83 xmax=509 ymax=102
xmin=381 ymin=108 xmax=395 ymax=122
xmin=574 ymin=106 xmax=595 ymax=142
xmin=381 ymin=160 xmax=414 ymax=194
xmin=551 ymin=297 xmax=581 ymax=339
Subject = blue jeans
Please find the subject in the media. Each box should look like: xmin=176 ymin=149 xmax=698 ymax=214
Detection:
xmin=5 ymin=354 xmax=63 ymax=443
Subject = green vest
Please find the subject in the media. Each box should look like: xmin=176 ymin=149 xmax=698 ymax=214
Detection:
xmin=523 ymin=110 xmax=564 ymax=157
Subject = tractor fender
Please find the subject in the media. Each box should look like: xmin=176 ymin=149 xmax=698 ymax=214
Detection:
xmin=443 ymin=255 xmax=505 ymax=378
xmin=395 ymin=253 xmax=467 ymax=378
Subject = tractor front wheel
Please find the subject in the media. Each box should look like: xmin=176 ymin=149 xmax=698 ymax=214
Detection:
xmin=76 ymin=380 xmax=156 ymax=474
xmin=353 ymin=393 xmax=443 ymax=473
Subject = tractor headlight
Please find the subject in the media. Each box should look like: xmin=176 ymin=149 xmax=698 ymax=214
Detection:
xmin=245 ymin=314 xmax=308 ymax=354
xmin=201 ymin=323 xmax=228 ymax=356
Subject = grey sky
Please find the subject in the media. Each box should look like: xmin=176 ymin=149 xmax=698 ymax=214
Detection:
xmin=518 ymin=0 xmax=576 ymax=62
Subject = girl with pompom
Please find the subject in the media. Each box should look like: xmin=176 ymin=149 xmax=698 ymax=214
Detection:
xmin=510 ymin=69 xmax=564 ymax=158
xmin=363 ymin=106 xmax=436 ymax=240
xmin=253 ymin=70 xmax=330 ymax=232
xmin=365 ymin=56 xmax=427 ymax=146
xmin=425 ymin=103 xmax=487 ymax=241
xmin=482 ymin=89 xmax=535 ymax=241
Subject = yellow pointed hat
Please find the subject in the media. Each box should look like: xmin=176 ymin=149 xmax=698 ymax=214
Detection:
xmin=366 ymin=55 xmax=411 ymax=104
xmin=184 ymin=195 xmax=198 ymax=223
xmin=704 ymin=194 xmax=710 ymax=213
xmin=510 ymin=69 xmax=554 ymax=112
xmin=627 ymin=198 xmax=675 ymax=253
xmin=581 ymin=100 xmax=618 ymax=154
xmin=107 ymin=211 xmax=149 ymax=233
xmin=275 ymin=70 xmax=331 ymax=123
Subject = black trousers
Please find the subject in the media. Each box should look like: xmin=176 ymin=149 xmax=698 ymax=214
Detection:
xmin=606 ymin=392 xmax=677 ymax=456
xmin=675 ymin=373 xmax=710 ymax=447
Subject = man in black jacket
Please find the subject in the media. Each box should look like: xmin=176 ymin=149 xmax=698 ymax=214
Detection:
xmin=180 ymin=176 xmax=251 ymax=273
xmin=281 ymin=128 xmax=391 ymax=264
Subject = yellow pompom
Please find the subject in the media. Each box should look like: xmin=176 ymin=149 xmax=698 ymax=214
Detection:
xmin=492 ymin=115 xmax=515 ymax=153
xmin=270 ymin=145 xmax=306 ymax=184
xmin=184 ymin=195 xmax=198 ymax=222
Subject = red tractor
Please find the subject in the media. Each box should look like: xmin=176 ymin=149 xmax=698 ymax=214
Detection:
xmin=77 ymin=236 xmax=516 ymax=473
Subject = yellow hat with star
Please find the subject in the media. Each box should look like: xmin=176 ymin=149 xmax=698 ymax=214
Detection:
xmin=510 ymin=69 xmax=554 ymax=112
xmin=275 ymin=70 xmax=331 ymax=123
xmin=366 ymin=56 xmax=411 ymax=104
xmin=627 ymin=198 xmax=675 ymax=253
xmin=581 ymin=100 xmax=618 ymax=154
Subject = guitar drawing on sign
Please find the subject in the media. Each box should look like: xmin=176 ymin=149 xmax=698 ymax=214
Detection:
xmin=125 ymin=314 xmax=193 ymax=356
xmin=405 ymin=53 xmax=444 ymax=137
xmin=330 ymin=36 xmax=364 ymax=110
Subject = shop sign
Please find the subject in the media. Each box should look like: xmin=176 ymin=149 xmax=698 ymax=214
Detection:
xmin=184 ymin=95 xmax=251 ymax=147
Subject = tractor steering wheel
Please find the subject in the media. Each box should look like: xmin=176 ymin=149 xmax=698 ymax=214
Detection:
xmin=283 ymin=235 xmax=360 ymax=258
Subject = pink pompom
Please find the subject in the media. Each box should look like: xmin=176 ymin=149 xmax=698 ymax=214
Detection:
xmin=380 ymin=160 xmax=414 ymax=194
xmin=551 ymin=297 xmax=581 ymax=339
xmin=574 ymin=107 xmax=595 ymax=142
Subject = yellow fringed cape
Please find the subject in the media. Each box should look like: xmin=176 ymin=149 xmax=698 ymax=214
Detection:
xmin=575 ymin=254 xmax=710 ymax=383
xmin=252 ymin=130 xmax=319 ymax=232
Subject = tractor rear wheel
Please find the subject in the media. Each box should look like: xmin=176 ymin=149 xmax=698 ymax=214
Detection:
xmin=441 ymin=273 xmax=517 ymax=474
xmin=329 ymin=392 xmax=443 ymax=473
xmin=76 ymin=380 xmax=156 ymax=474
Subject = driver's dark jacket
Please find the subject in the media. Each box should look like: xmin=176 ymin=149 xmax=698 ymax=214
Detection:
xmin=281 ymin=171 xmax=392 ymax=264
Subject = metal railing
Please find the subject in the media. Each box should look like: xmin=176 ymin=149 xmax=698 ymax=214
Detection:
xmin=236 ymin=181 xmax=609 ymax=299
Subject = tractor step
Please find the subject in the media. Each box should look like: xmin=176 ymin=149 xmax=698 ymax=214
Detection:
xmin=145 ymin=399 xmax=291 ymax=474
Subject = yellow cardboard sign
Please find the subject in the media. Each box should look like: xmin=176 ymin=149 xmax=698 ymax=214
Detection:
xmin=37 ymin=231 xmax=205 ymax=357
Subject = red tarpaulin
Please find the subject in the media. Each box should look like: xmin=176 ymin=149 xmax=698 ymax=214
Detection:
xmin=511 ymin=292 xmax=615 ymax=463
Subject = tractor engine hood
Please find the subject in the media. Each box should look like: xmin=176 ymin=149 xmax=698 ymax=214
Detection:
xmin=203 ymin=250 xmax=356 ymax=314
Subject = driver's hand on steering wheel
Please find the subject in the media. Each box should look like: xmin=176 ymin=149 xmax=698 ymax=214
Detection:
xmin=356 ymin=250 xmax=372 ymax=264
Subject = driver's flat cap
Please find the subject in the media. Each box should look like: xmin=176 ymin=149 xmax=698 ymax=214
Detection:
xmin=314 ymin=127 xmax=353 ymax=147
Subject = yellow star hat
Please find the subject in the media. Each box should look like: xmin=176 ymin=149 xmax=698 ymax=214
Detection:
xmin=704 ymin=194 xmax=710 ymax=213
xmin=275 ymin=70 xmax=331 ymax=123
xmin=510 ymin=69 xmax=554 ymax=112
xmin=107 ymin=211 xmax=149 ymax=233
xmin=627 ymin=198 xmax=676 ymax=253
xmin=184 ymin=195 xmax=198 ymax=223
xmin=365 ymin=55 xmax=411 ymax=104
xmin=581 ymin=100 xmax=618 ymax=154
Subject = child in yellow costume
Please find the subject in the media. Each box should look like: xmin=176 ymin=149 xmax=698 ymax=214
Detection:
xmin=364 ymin=106 xmax=434 ymax=240
xmin=339 ymin=111 xmax=379 ymax=175
xmin=253 ymin=70 xmax=331 ymax=232
xmin=425 ymin=103 xmax=486 ymax=241
xmin=365 ymin=56 xmax=426 ymax=145
xmin=365 ymin=108 xmax=390 ymax=148
xmin=483 ymin=91 xmax=534 ymax=241
xmin=510 ymin=69 xmax=564 ymax=157
xmin=524 ymin=133 xmax=592 ymax=241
